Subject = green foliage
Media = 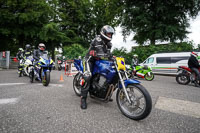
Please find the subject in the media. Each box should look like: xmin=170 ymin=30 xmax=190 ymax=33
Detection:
xmin=62 ymin=44 xmax=87 ymax=59
xmin=120 ymin=0 xmax=200 ymax=45
xmin=0 ymin=0 xmax=54 ymax=55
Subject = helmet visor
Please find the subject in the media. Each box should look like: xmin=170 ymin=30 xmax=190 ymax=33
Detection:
xmin=106 ymin=33 xmax=113 ymax=38
xmin=39 ymin=46 xmax=45 ymax=51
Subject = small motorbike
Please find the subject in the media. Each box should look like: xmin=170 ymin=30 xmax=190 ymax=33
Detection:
xmin=73 ymin=57 xmax=152 ymax=120
xmin=30 ymin=54 xmax=54 ymax=86
xmin=176 ymin=66 xmax=200 ymax=86
xmin=23 ymin=56 xmax=34 ymax=76
xmin=127 ymin=65 xmax=154 ymax=81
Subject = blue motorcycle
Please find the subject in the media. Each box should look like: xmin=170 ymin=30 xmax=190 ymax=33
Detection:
xmin=73 ymin=57 xmax=152 ymax=120
xmin=30 ymin=54 xmax=54 ymax=86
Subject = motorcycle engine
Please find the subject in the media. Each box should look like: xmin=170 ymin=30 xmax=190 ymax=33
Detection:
xmin=91 ymin=74 xmax=108 ymax=99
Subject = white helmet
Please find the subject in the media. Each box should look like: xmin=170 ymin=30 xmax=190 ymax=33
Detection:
xmin=38 ymin=43 xmax=46 ymax=51
xmin=133 ymin=54 xmax=138 ymax=58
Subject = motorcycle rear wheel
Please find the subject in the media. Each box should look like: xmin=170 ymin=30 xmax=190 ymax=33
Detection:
xmin=116 ymin=84 xmax=152 ymax=120
xmin=176 ymin=73 xmax=190 ymax=85
xmin=144 ymin=72 xmax=154 ymax=81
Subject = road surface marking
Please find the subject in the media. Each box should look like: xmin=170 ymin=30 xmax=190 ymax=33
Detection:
xmin=155 ymin=96 xmax=200 ymax=118
xmin=0 ymin=83 xmax=27 ymax=86
xmin=0 ymin=98 xmax=19 ymax=105
xmin=36 ymin=83 xmax=63 ymax=87
xmin=50 ymin=84 xmax=63 ymax=87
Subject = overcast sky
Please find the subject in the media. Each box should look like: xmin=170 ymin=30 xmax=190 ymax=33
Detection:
xmin=111 ymin=15 xmax=200 ymax=52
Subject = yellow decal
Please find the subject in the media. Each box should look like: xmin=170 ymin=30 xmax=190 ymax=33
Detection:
xmin=116 ymin=57 xmax=126 ymax=70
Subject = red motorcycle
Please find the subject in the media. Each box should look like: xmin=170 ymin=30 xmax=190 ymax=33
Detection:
xmin=176 ymin=66 xmax=200 ymax=86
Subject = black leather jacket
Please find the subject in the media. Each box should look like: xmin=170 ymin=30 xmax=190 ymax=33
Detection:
xmin=188 ymin=55 xmax=200 ymax=68
xmin=24 ymin=50 xmax=32 ymax=58
xmin=16 ymin=51 xmax=24 ymax=60
xmin=33 ymin=49 xmax=45 ymax=61
xmin=85 ymin=35 xmax=112 ymax=60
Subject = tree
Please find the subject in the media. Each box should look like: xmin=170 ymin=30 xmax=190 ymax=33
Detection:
xmin=90 ymin=0 xmax=123 ymax=34
xmin=0 ymin=0 xmax=52 ymax=49
xmin=63 ymin=44 xmax=87 ymax=59
xmin=58 ymin=0 xmax=94 ymax=46
xmin=120 ymin=0 xmax=200 ymax=45
xmin=39 ymin=22 xmax=70 ymax=60
xmin=58 ymin=0 xmax=122 ymax=47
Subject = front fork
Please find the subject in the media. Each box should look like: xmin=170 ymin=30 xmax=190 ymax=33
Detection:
xmin=115 ymin=63 xmax=131 ymax=104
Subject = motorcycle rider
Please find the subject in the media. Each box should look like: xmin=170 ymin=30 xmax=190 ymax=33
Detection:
xmin=17 ymin=48 xmax=24 ymax=61
xmin=188 ymin=51 xmax=200 ymax=87
xmin=33 ymin=43 xmax=46 ymax=81
xmin=24 ymin=44 xmax=32 ymax=59
xmin=132 ymin=54 xmax=139 ymax=69
xmin=80 ymin=25 xmax=115 ymax=109
xmin=16 ymin=48 xmax=24 ymax=74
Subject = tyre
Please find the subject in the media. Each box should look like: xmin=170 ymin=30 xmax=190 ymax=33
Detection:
xmin=23 ymin=71 xmax=27 ymax=76
xmin=176 ymin=73 xmax=190 ymax=85
xmin=42 ymin=71 xmax=50 ymax=86
xmin=73 ymin=73 xmax=82 ymax=96
xmin=30 ymin=68 xmax=34 ymax=83
xmin=127 ymin=70 xmax=134 ymax=79
xmin=144 ymin=72 xmax=154 ymax=81
xmin=19 ymin=70 xmax=22 ymax=77
xmin=116 ymin=84 xmax=152 ymax=120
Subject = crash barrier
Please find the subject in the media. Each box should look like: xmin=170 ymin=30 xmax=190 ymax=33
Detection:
xmin=10 ymin=57 xmax=19 ymax=69
xmin=65 ymin=60 xmax=78 ymax=76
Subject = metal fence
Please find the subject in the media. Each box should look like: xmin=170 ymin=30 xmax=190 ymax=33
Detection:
xmin=0 ymin=51 xmax=18 ymax=69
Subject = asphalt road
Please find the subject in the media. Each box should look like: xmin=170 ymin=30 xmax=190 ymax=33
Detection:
xmin=0 ymin=70 xmax=200 ymax=133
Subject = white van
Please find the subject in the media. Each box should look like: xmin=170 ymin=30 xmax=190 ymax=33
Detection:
xmin=141 ymin=52 xmax=193 ymax=74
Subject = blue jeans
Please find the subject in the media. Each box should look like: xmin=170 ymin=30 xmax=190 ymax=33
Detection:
xmin=191 ymin=67 xmax=200 ymax=81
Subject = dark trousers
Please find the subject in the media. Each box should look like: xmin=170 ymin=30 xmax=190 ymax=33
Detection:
xmin=191 ymin=67 xmax=200 ymax=81
xmin=81 ymin=58 xmax=94 ymax=98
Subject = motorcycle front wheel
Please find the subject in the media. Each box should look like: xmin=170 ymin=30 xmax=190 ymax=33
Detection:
xmin=176 ymin=73 xmax=190 ymax=85
xmin=19 ymin=71 xmax=22 ymax=77
xmin=29 ymin=67 xmax=34 ymax=83
xmin=42 ymin=71 xmax=50 ymax=86
xmin=116 ymin=84 xmax=152 ymax=120
xmin=144 ymin=72 xmax=154 ymax=81
xmin=73 ymin=73 xmax=82 ymax=96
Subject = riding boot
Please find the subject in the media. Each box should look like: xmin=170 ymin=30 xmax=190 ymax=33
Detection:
xmin=80 ymin=97 xmax=87 ymax=109
xmin=194 ymin=81 xmax=200 ymax=87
